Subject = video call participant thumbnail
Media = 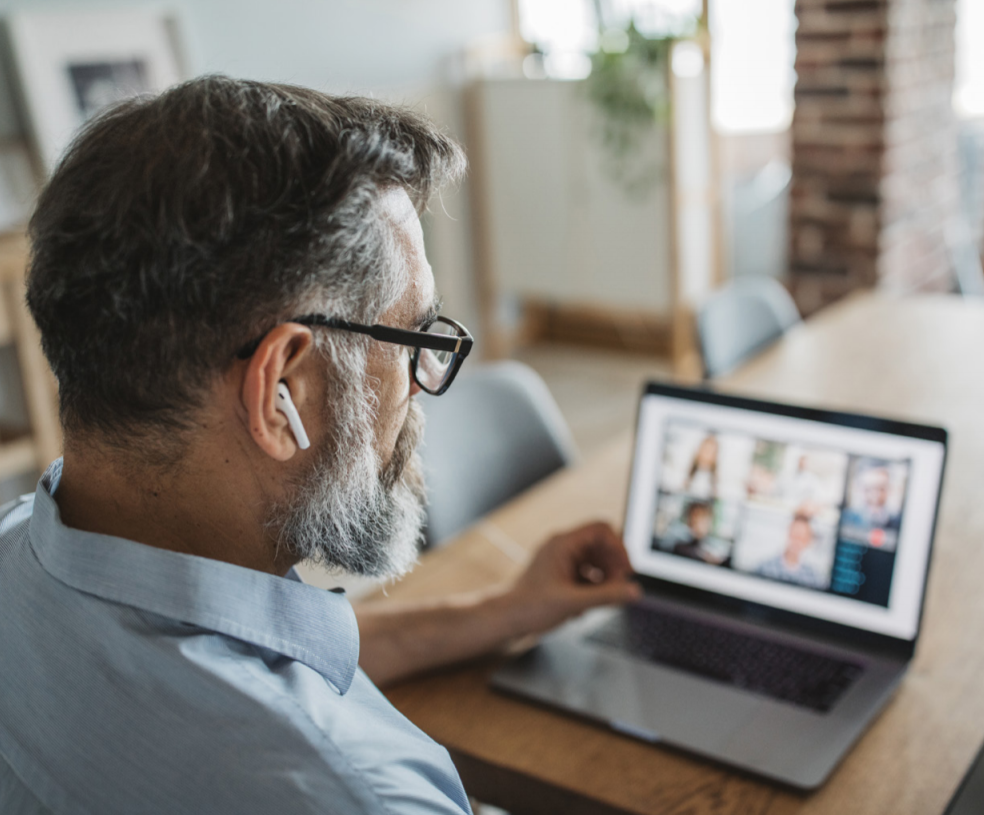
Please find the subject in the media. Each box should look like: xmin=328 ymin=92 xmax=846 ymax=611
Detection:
xmin=841 ymin=461 xmax=904 ymax=549
xmin=754 ymin=512 xmax=826 ymax=590
xmin=665 ymin=500 xmax=732 ymax=566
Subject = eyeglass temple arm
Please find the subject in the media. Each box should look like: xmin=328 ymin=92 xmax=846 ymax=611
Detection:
xmin=312 ymin=317 xmax=473 ymax=356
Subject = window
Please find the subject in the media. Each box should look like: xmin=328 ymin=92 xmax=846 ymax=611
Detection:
xmin=955 ymin=0 xmax=984 ymax=119
xmin=710 ymin=0 xmax=797 ymax=134
xmin=517 ymin=0 xmax=702 ymax=77
xmin=517 ymin=0 xmax=597 ymax=58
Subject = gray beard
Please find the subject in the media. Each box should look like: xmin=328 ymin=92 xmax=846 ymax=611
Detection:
xmin=270 ymin=396 xmax=427 ymax=579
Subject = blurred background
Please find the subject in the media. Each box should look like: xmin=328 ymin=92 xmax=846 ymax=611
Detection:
xmin=0 ymin=0 xmax=980 ymax=502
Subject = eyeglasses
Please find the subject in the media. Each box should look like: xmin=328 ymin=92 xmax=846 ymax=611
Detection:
xmin=236 ymin=314 xmax=474 ymax=396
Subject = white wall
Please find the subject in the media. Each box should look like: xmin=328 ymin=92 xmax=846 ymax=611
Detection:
xmin=0 ymin=0 xmax=507 ymax=332
xmin=0 ymin=0 xmax=509 ymax=120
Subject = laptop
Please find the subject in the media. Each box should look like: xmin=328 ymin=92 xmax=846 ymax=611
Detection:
xmin=491 ymin=382 xmax=947 ymax=789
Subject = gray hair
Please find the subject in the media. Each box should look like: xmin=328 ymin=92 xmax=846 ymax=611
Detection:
xmin=26 ymin=75 xmax=466 ymax=455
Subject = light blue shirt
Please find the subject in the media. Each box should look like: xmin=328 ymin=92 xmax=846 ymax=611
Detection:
xmin=0 ymin=460 xmax=471 ymax=814
xmin=755 ymin=554 xmax=825 ymax=590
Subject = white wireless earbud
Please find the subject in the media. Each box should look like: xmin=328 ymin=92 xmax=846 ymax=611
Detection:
xmin=275 ymin=382 xmax=310 ymax=450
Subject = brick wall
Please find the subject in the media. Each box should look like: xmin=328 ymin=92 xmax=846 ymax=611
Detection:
xmin=789 ymin=0 xmax=960 ymax=314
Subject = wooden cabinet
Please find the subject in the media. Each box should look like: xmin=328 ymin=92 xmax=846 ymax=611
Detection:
xmin=466 ymin=47 xmax=718 ymax=376
xmin=468 ymin=78 xmax=674 ymax=314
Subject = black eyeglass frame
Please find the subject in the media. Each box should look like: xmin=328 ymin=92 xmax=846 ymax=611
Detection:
xmin=236 ymin=314 xmax=474 ymax=396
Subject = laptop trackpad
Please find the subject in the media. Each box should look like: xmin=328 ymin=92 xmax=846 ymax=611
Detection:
xmin=494 ymin=638 xmax=761 ymax=754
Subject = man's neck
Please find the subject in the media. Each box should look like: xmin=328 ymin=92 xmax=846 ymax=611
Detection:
xmin=55 ymin=436 xmax=294 ymax=576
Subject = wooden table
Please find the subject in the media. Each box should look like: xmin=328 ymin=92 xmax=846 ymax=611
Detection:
xmin=381 ymin=292 xmax=984 ymax=815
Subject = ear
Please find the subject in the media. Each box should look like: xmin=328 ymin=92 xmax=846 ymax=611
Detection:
xmin=241 ymin=324 xmax=315 ymax=461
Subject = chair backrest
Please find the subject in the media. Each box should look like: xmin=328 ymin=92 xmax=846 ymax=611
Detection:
xmin=946 ymin=216 xmax=984 ymax=297
xmin=418 ymin=360 xmax=577 ymax=548
xmin=697 ymin=277 xmax=800 ymax=379
xmin=730 ymin=160 xmax=791 ymax=282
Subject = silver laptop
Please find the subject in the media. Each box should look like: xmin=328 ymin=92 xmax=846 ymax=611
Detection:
xmin=492 ymin=382 xmax=947 ymax=789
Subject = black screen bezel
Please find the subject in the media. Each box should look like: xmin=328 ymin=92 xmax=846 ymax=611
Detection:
xmin=627 ymin=381 xmax=948 ymax=661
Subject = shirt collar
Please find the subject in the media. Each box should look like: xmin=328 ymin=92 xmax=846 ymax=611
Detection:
xmin=28 ymin=459 xmax=360 ymax=695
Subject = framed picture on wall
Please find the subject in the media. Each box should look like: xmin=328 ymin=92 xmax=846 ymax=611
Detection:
xmin=5 ymin=9 xmax=185 ymax=174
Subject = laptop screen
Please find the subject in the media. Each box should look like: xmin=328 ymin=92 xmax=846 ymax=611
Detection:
xmin=623 ymin=385 xmax=947 ymax=642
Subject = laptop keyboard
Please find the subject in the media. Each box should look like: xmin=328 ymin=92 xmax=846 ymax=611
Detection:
xmin=586 ymin=605 xmax=864 ymax=713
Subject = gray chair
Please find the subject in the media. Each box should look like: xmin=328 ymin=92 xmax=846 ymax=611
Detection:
xmin=697 ymin=277 xmax=801 ymax=379
xmin=729 ymin=160 xmax=791 ymax=282
xmin=946 ymin=216 xmax=984 ymax=297
xmin=418 ymin=360 xmax=577 ymax=548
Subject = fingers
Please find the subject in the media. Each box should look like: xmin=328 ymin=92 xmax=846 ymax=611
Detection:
xmin=569 ymin=575 xmax=642 ymax=611
xmin=563 ymin=520 xmax=621 ymax=550
xmin=508 ymin=521 xmax=642 ymax=635
xmin=558 ymin=521 xmax=641 ymax=608
xmin=562 ymin=521 xmax=634 ymax=580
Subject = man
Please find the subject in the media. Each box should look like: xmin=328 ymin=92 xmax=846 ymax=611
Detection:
xmin=0 ymin=76 xmax=640 ymax=814
xmin=844 ymin=464 xmax=902 ymax=529
xmin=755 ymin=512 xmax=826 ymax=589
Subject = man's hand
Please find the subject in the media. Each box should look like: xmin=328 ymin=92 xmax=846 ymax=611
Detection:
xmin=501 ymin=521 xmax=642 ymax=638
